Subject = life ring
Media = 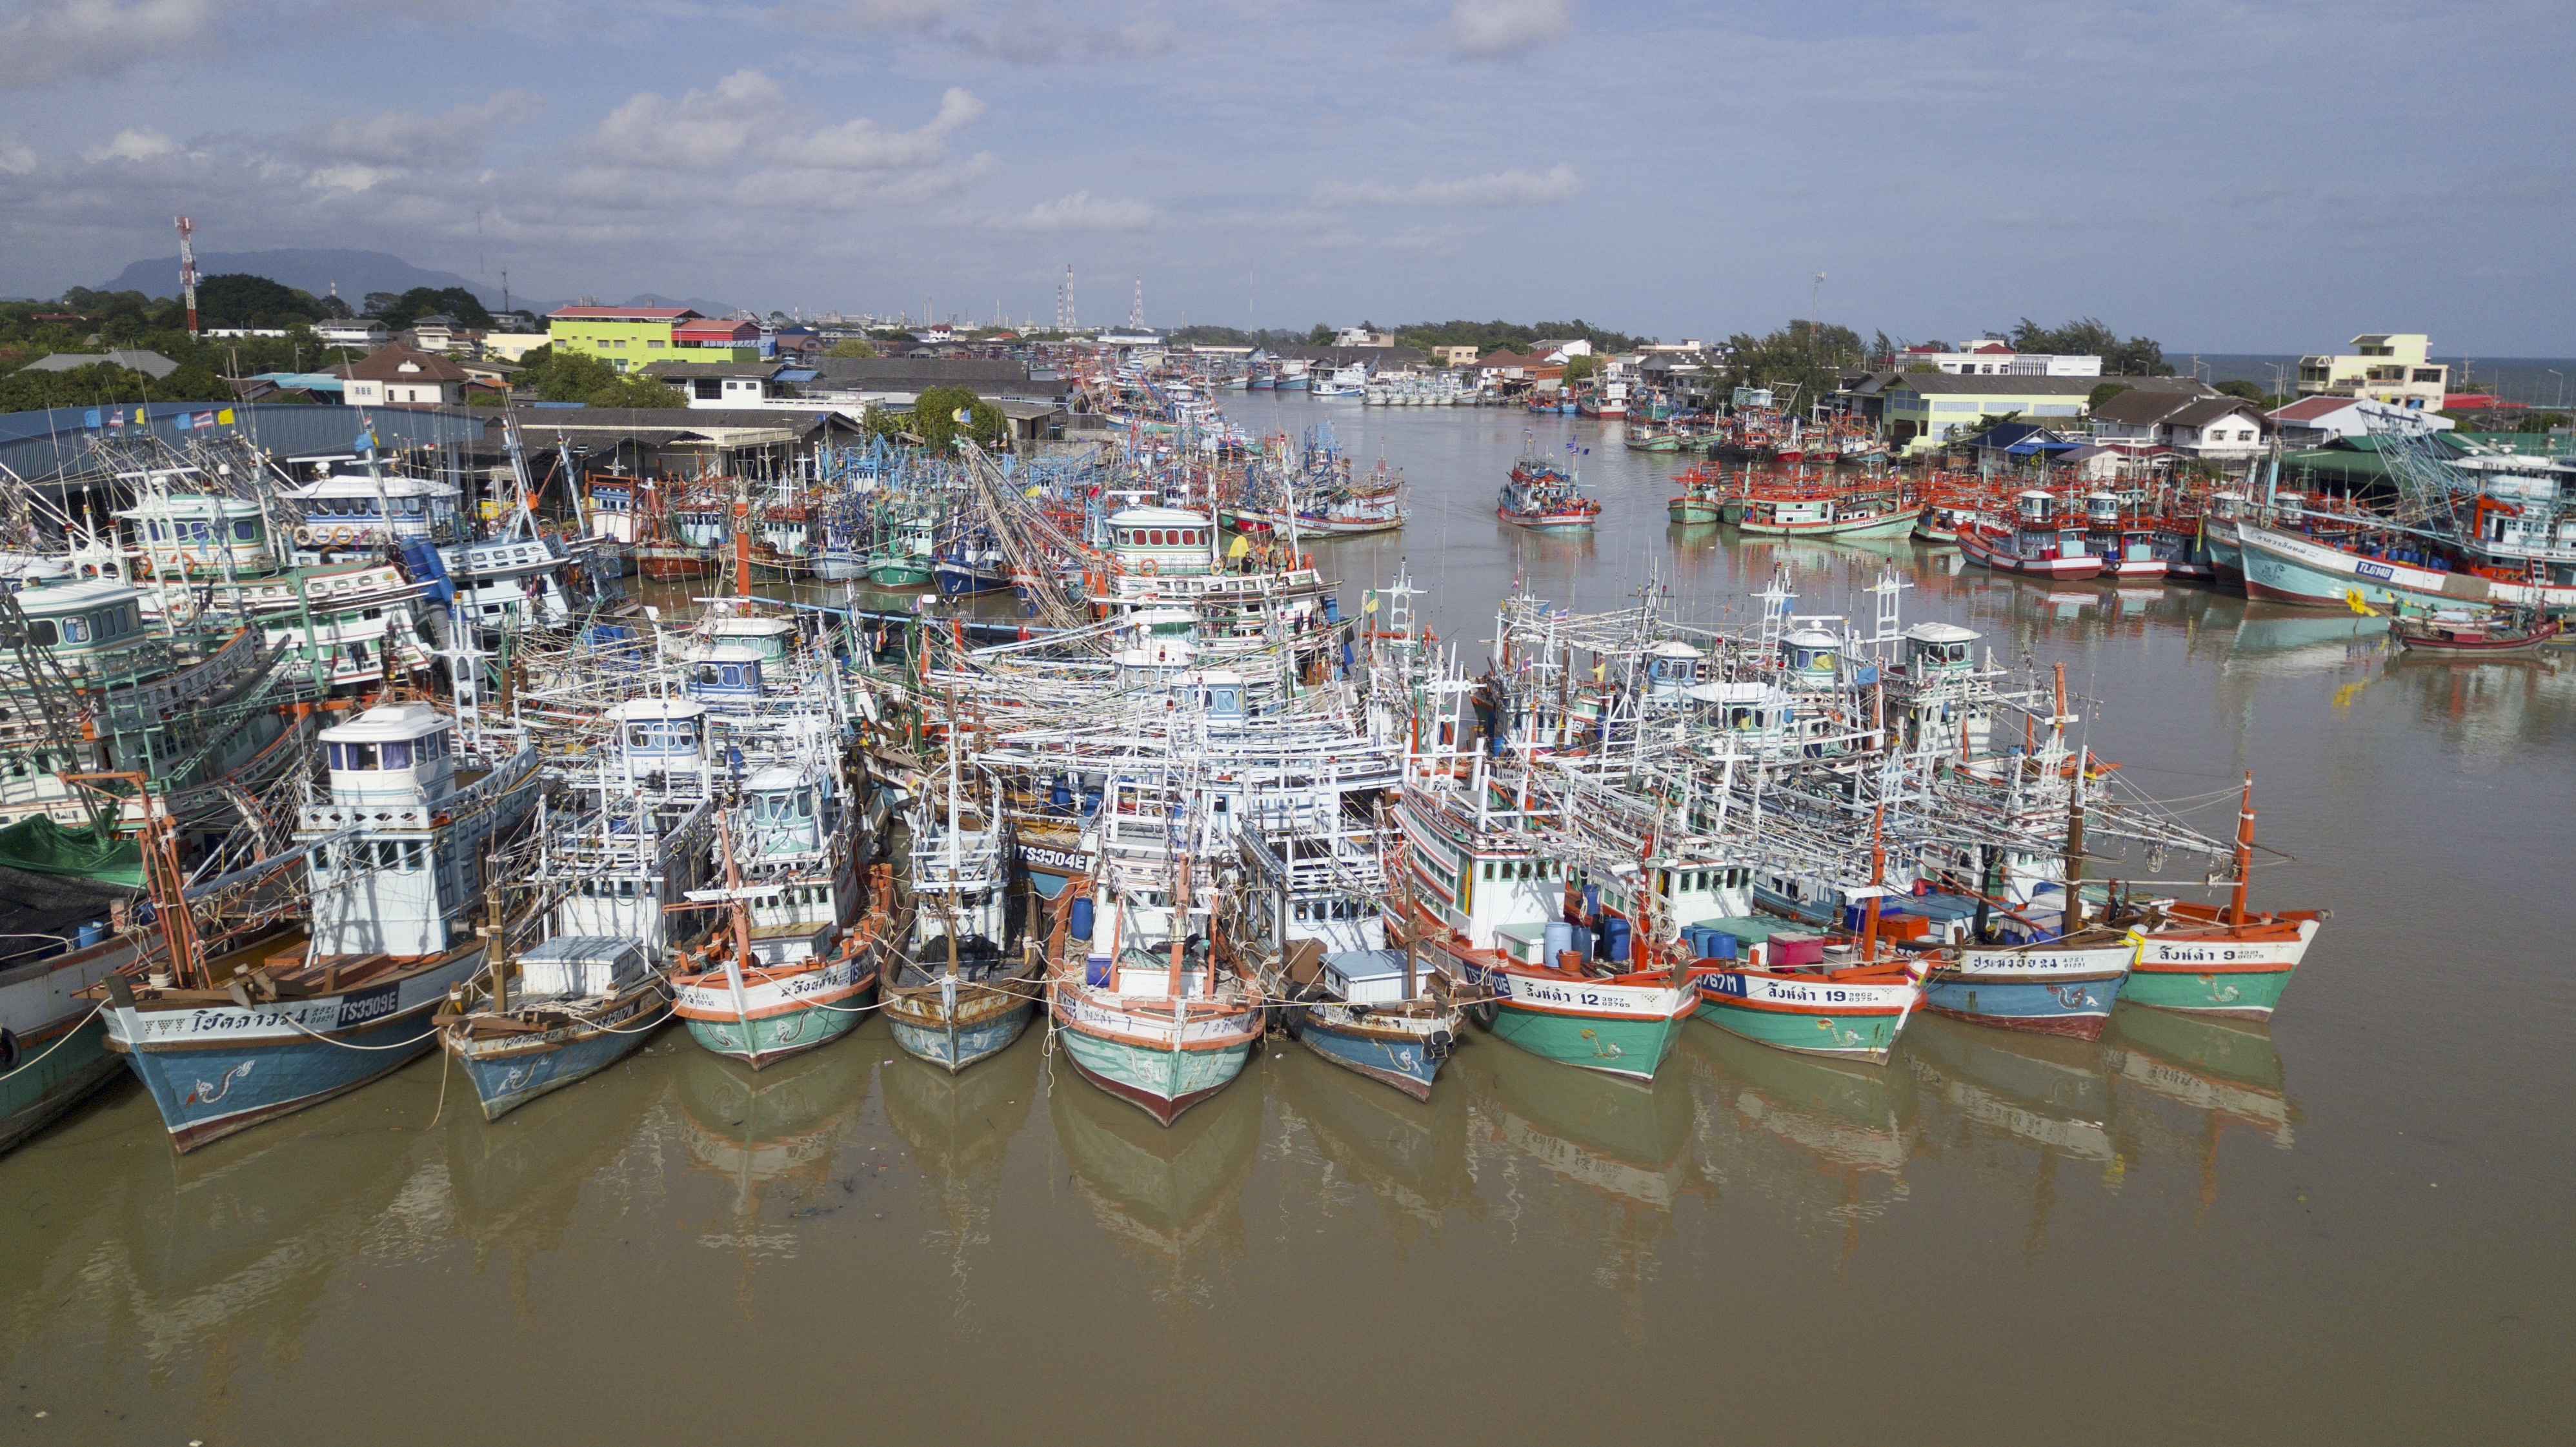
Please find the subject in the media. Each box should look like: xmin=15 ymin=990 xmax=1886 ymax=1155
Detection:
xmin=1140 ymin=558 xmax=1158 ymax=576
xmin=328 ymin=526 xmax=352 ymax=546
xmin=292 ymin=526 xmax=313 ymax=546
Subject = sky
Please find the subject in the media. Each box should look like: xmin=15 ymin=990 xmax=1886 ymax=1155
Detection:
xmin=1 ymin=0 xmax=2572 ymax=352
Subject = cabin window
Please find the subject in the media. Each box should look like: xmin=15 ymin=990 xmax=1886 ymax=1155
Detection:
xmin=721 ymin=664 xmax=743 ymax=687
xmin=59 ymin=616 xmax=89 ymax=643
xmin=797 ymin=790 xmax=815 ymax=818
xmin=401 ymin=842 xmax=424 ymax=871
xmin=380 ymin=739 xmax=412 ymax=769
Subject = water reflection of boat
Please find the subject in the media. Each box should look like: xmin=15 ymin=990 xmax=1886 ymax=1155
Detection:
xmin=1898 ymin=1013 xmax=2113 ymax=1162
xmin=119 ymin=1069 xmax=446 ymax=1357
xmin=1682 ymin=1019 xmax=1913 ymax=1178
xmin=1465 ymin=1032 xmax=1695 ymax=1212
xmin=2224 ymin=606 xmax=2389 ymax=673
xmin=444 ymin=1039 xmax=671 ymax=1270
xmin=880 ymin=1028 xmax=1039 ymax=1311
xmin=674 ymin=1038 xmax=871 ymax=1249
xmin=2102 ymin=1004 xmax=2291 ymax=1148
xmin=1050 ymin=1053 xmax=1261 ymax=1291
xmin=1283 ymin=1044 xmax=1473 ymax=1229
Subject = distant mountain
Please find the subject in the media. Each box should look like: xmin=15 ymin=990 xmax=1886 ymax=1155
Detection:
xmin=626 ymin=293 xmax=740 ymax=316
xmin=99 ymin=248 xmax=505 ymax=309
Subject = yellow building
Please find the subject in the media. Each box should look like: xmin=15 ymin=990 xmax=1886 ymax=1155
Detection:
xmin=2295 ymin=333 xmax=2447 ymax=409
xmin=545 ymin=305 xmax=700 ymax=373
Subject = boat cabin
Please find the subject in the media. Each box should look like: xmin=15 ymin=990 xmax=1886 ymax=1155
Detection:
xmin=1780 ymin=626 xmax=1844 ymax=685
xmin=116 ymin=494 xmax=276 ymax=579
xmin=1903 ymin=622 xmax=1979 ymax=675
xmin=4 ymin=580 xmax=152 ymax=678
xmin=1642 ymin=640 xmax=1708 ymax=705
xmin=585 ymin=480 xmax=636 ymax=545
xmin=672 ymin=501 xmax=730 ymax=547
xmin=609 ymin=698 xmax=710 ymax=787
xmin=701 ymin=614 xmax=798 ymax=663
xmin=741 ymin=765 xmax=826 ymax=857
xmin=1108 ymin=507 xmax=1218 ymax=578
xmin=686 ymin=645 xmax=767 ymax=702
xmin=1687 ymin=680 xmax=1794 ymax=744
xmin=518 ymin=936 xmax=650 ymax=1000
xmin=281 ymin=474 xmax=461 ymax=555
xmin=322 ymin=701 xmax=457 ymax=806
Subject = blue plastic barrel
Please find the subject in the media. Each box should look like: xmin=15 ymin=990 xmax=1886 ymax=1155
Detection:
xmin=75 ymin=920 xmax=105 ymax=948
xmin=1069 ymin=896 xmax=1096 ymax=940
xmin=1544 ymin=920 xmax=1574 ymax=964
xmin=1569 ymin=925 xmax=1593 ymax=960
xmin=1085 ymin=954 xmax=1112 ymax=987
xmin=1707 ymin=932 xmax=1739 ymax=960
xmin=1582 ymin=884 xmax=1601 ymax=919
xmin=1323 ymin=595 xmax=1340 ymax=623
xmin=1050 ymin=777 xmax=1073 ymax=813
xmin=1600 ymin=916 xmax=1631 ymax=963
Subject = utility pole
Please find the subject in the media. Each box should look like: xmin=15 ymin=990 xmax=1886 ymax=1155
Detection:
xmin=176 ymin=216 xmax=199 ymax=339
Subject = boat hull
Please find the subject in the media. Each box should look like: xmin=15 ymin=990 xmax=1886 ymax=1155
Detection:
xmin=1691 ymin=969 xmax=1920 ymax=1064
xmin=1487 ymin=1002 xmax=1687 ymax=1082
xmin=447 ymin=984 xmax=672 ymax=1121
xmin=1293 ymin=1009 xmax=1456 ymax=1101
xmin=673 ymin=951 xmax=880 ymax=1069
xmin=1054 ymin=1022 xmax=1253 ymax=1126
xmin=882 ymin=978 xmax=1037 ymax=1073
xmin=1922 ymin=973 xmax=2125 ymax=1039
xmin=1736 ymin=510 xmax=1918 ymax=540
xmin=1497 ymin=508 xmax=1596 ymax=531
xmin=0 ymin=1011 xmax=120 ymax=1155
xmin=106 ymin=949 xmax=485 ymax=1151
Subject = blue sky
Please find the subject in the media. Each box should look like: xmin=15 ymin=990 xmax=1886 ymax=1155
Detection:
xmin=2 ymin=1 xmax=2571 ymax=352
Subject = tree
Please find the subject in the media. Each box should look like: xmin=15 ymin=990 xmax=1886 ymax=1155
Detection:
xmin=2088 ymin=381 xmax=2134 ymax=410
xmin=1905 ymin=360 xmax=1942 ymax=375
xmin=1306 ymin=323 xmax=1333 ymax=346
xmin=376 ymin=287 xmax=493 ymax=330
xmin=2215 ymin=379 xmax=2267 ymax=402
xmin=195 ymin=274 xmax=329 ymax=329
xmin=1564 ymin=352 xmax=1602 ymax=382
xmin=0 ymin=361 xmax=233 ymax=411
xmin=910 ymin=385 xmax=1008 ymax=450
xmin=2009 ymin=316 xmax=2172 ymax=376
xmin=2513 ymin=410 xmax=2571 ymax=434
xmin=512 ymin=344 xmax=679 ymax=407
xmin=1720 ymin=319 xmax=1867 ymax=402
xmin=362 ymin=292 xmax=400 ymax=317
xmin=826 ymin=338 xmax=878 ymax=359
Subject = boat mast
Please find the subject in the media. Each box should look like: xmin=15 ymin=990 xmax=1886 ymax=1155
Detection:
xmin=2229 ymin=771 xmax=2255 ymax=928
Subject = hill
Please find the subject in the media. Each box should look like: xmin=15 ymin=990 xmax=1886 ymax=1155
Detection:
xmin=101 ymin=248 xmax=502 ymax=309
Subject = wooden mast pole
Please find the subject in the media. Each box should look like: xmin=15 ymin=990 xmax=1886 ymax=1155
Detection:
xmin=2229 ymin=772 xmax=2255 ymax=928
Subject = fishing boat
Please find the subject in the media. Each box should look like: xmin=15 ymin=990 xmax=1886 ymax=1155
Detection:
xmin=1735 ymin=483 xmax=1918 ymax=540
xmin=2082 ymin=492 xmax=2168 ymax=579
xmin=1496 ymin=440 xmax=1601 ymax=531
xmin=1667 ymin=467 xmax=1726 ymax=524
xmin=94 ymin=703 xmax=541 ymax=1151
xmin=1689 ymin=940 xmax=1926 ymax=1064
xmin=1920 ymin=931 xmax=2137 ymax=1040
xmin=2389 ymin=607 xmax=2562 ymax=653
xmin=2120 ymin=775 xmax=2320 ymax=1019
xmin=880 ymin=765 xmax=1039 ymax=1073
xmin=436 ymin=936 xmax=672 ymax=1120
xmin=0 ymin=912 xmax=136 ymax=1155
xmin=1957 ymin=489 xmax=2111 ymax=579
xmin=668 ymin=760 xmax=888 ymax=1069
xmin=1049 ymin=861 xmax=1266 ymax=1126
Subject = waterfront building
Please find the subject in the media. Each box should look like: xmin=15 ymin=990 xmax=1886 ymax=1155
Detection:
xmin=1881 ymin=374 xmax=2098 ymax=453
xmin=1898 ymin=340 xmax=2102 ymax=377
xmin=341 ymin=345 xmax=467 ymax=407
xmin=2090 ymin=391 xmax=2269 ymax=460
xmin=2295 ymin=332 xmax=2448 ymax=409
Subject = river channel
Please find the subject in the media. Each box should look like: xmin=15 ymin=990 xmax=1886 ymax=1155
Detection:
xmin=2 ymin=394 xmax=2568 ymax=1444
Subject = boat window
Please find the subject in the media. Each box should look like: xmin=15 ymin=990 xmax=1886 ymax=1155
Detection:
xmin=629 ymin=725 xmax=652 ymax=749
xmin=798 ymin=790 xmax=814 ymax=818
xmin=401 ymin=842 xmax=424 ymax=871
xmin=721 ymin=664 xmax=743 ymax=687
xmin=59 ymin=616 xmax=89 ymax=643
xmin=376 ymin=840 xmax=402 ymax=869
xmin=381 ymin=739 xmax=412 ymax=769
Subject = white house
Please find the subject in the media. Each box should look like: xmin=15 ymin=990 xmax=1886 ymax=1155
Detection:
xmin=341 ymin=344 xmax=467 ymax=407
xmin=2092 ymin=389 xmax=2267 ymax=459
xmin=2266 ymin=394 xmax=2454 ymax=447
xmin=314 ymin=318 xmax=391 ymax=349
xmin=1900 ymin=339 xmax=2101 ymax=377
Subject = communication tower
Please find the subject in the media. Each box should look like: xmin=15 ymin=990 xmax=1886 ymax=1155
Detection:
xmin=176 ymin=216 xmax=199 ymax=339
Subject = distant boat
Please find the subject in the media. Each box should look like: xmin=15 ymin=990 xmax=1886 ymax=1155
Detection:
xmin=1496 ymin=437 xmax=1600 ymax=531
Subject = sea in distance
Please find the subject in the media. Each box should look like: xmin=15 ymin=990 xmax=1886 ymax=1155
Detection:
xmin=1 ymin=394 xmax=2568 ymax=1446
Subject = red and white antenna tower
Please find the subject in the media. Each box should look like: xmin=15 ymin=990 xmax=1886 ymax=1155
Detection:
xmin=175 ymin=216 xmax=199 ymax=339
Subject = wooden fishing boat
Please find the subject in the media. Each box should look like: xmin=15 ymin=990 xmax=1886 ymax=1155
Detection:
xmin=669 ymin=788 xmax=887 ymax=1070
xmin=880 ymin=772 xmax=1039 ymax=1073
xmin=1920 ymin=931 xmax=2136 ymax=1040
xmin=1496 ymin=445 xmax=1600 ymax=531
xmin=1690 ymin=951 xmax=1925 ymax=1064
xmin=1735 ymin=485 xmax=1917 ymax=540
xmin=1282 ymin=944 xmax=1464 ymax=1102
xmin=93 ymin=706 xmax=540 ymax=1151
xmin=2390 ymin=609 xmax=2562 ymax=653
xmin=1958 ymin=489 xmax=2111 ymax=579
xmin=1667 ymin=466 xmax=1726 ymax=524
xmin=2120 ymin=775 xmax=2320 ymax=1020
xmin=436 ymin=936 xmax=673 ymax=1120
xmin=1050 ymin=864 xmax=1265 ymax=1126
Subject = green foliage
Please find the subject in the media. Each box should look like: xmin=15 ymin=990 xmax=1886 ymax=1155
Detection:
xmin=1392 ymin=318 xmax=1645 ymax=356
xmin=2215 ymin=379 xmax=2267 ymax=402
xmin=1307 ymin=323 xmax=1334 ymax=346
xmin=908 ymin=385 xmax=1007 ymax=450
xmin=195 ymin=274 xmax=330 ymax=329
xmin=2088 ymin=381 xmax=2134 ymax=410
xmin=1720 ymin=319 xmax=1867 ymax=401
xmin=826 ymin=338 xmax=878 ymax=359
xmin=2513 ymin=410 xmax=2571 ymax=434
xmin=0 ymin=361 xmax=233 ymax=411
xmin=1165 ymin=325 xmax=1311 ymax=349
xmin=369 ymin=287 xmax=493 ymax=330
xmin=1563 ymin=352 xmax=1603 ymax=382
xmin=1905 ymin=359 xmax=1941 ymax=374
xmin=2007 ymin=316 xmax=2171 ymax=376
xmin=512 ymin=345 xmax=679 ymax=407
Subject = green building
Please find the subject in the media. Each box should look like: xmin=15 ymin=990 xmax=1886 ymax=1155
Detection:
xmin=545 ymin=305 xmax=701 ymax=373
xmin=1882 ymin=375 xmax=2099 ymax=454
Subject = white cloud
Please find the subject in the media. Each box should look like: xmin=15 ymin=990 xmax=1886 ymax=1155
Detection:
xmin=308 ymin=92 xmax=544 ymax=169
xmin=0 ymin=0 xmax=239 ymax=89
xmin=985 ymin=190 xmax=1161 ymax=232
xmin=583 ymin=68 xmax=788 ymax=172
xmin=781 ymin=0 xmax=1175 ymax=63
xmin=0 ymin=137 xmax=34 ymax=175
xmin=1314 ymin=162 xmax=1581 ymax=208
xmin=1440 ymin=0 xmax=1570 ymax=59
xmin=768 ymin=86 xmax=984 ymax=170
xmin=812 ymin=0 xmax=971 ymax=28
xmin=83 ymin=126 xmax=181 ymax=162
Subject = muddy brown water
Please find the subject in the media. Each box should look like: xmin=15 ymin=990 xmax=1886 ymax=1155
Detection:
xmin=3 ymin=398 xmax=2568 ymax=1444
